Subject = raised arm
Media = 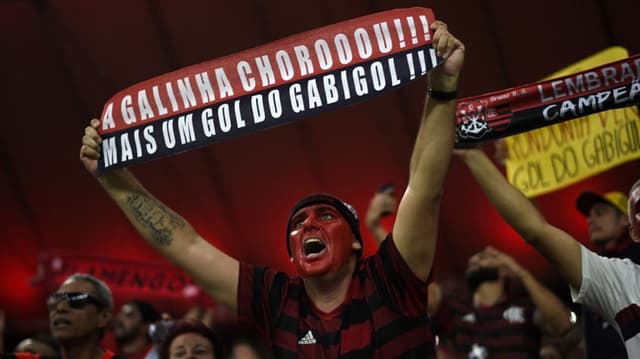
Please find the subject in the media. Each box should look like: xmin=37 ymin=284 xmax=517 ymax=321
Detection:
xmin=392 ymin=21 xmax=465 ymax=280
xmin=478 ymin=246 xmax=572 ymax=336
xmin=80 ymin=120 xmax=239 ymax=310
xmin=456 ymin=147 xmax=583 ymax=291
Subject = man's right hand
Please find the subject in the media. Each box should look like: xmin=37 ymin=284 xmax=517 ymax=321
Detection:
xmin=79 ymin=118 xmax=102 ymax=177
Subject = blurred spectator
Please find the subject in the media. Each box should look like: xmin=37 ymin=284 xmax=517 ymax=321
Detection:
xmin=14 ymin=334 xmax=60 ymax=357
xmin=228 ymin=336 xmax=272 ymax=359
xmin=575 ymin=190 xmax=639 ymax=359
xmin=159 ymin=320 xmax=223 ymax=359
xmin=113 ymin=299 xmax=160 ymax=359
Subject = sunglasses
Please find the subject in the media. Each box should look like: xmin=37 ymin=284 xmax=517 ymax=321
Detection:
xmin=47 ymin=292 xmax=103 ymax=310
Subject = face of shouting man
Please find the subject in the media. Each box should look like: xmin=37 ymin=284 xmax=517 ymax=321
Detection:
xmin=288 ymin=204 xmax=360 ymax=277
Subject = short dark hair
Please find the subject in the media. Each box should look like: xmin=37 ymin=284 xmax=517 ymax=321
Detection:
xmin=126 ymin=299 xmax=160 ymax=324
xmin=159 ymin=320 xmax=224 ymax=359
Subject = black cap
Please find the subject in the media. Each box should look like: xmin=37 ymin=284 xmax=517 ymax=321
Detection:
xmin=576 ymin=191 xmax=628 ymax=217
xmin=286 ymin=193 xmax=363 ymax=257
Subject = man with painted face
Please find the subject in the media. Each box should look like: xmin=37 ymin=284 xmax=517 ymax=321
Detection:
xmin=456 ymin=146 xmax=640 ymax=357
xmin=80 ymin=20 xmax=464 ymax=358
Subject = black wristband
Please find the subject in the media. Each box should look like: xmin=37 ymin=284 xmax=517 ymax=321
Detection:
xmin=428 ymin=88 xmax=457 ymax=101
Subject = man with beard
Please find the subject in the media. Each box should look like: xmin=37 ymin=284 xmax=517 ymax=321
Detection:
xmin=456 ymin=146 xmax=640 ymax=357
xmin=112 ymin=300 xmax=159 ymax=359
xmin=79 ymin=21 xmax=464 ymax=358
xmin=576 ymin=190 xmax=640 ymax=359
xmin=430 ymin=247 xmax=572 ymax=359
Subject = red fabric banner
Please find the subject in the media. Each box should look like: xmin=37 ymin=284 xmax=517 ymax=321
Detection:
xmin=97 ymin=7 xmax=441 ymax=172
xmin=36 ymin=251 xmax=207 ymax=302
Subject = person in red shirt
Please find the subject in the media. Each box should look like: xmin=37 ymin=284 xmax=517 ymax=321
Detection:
xmin=456 ymin=147 xmax=640 ymax=357
xmin=80 ymin=20 xmax=465 ymax=358
xmin=365 ymin=185 xmax=572 ymax=358
xmin=112 ymin=300 xmax=160 ymax=359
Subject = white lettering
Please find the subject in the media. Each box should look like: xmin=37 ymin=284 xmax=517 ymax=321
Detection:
xmin=121 ymin=95 xmax=136 ymax=124
xmin=276 ymin=51 xmax=294 ymax=81
xmin=354 ymin=28 xmax=372 ymax=59
xmin=178 ymin=114 xmax=195 ymax=144
xmin=237 ymin=61 xmax=256 ymax=91
xmin=294 ymin=45 xmax=314 ymax=76
xmin=195 ymin=72 xmax=216 ymax=103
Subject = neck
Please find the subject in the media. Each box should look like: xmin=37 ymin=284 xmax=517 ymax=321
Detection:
xmin=118 ymin=334 xmax=149 ymax=355
xmin=60 ymin=337 xmax=104 ymax=359
xmin=473 ymin=280 xmax=505 ymax=307
xmin=598 ymin=232 xmax=629 ymax=252
xmin=303 ymin=257 xmax=356 ymax=313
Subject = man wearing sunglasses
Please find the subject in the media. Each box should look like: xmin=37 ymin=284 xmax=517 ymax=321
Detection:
xmin=45 ymin=273 xmax=118 ymax=359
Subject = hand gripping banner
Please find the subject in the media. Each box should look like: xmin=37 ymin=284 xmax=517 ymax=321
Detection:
xmin=98 ymin=7 xmax=442 ymax=172
xmin=455 ymin=54 xmax=640 ymax=146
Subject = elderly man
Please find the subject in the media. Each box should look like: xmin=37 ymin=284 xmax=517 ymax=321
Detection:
xmin=48 ymin=273 xmax=116 ymax=359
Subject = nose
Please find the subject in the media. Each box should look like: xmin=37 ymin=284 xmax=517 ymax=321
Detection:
xmin=300 ymin=215 xmax=322 ymax=231
xmin=49 ymin=299 xmax=70 ymax=313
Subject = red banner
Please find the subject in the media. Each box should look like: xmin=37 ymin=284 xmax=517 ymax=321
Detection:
xmin=36 ymin=251 xmax=208 ymax=302
xmin=97 ymin=7 xmax=441 ymax=172
xmin=455 ymin=54 xmax=640 ymax=146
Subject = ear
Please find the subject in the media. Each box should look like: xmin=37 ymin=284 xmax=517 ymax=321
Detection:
xmin=352 ymin=238 xmax=362 ymax=251
xmin=630 ymin=225 xmax=640 ymax=243
xmin=290 ymin=257 xmax=294 ymax=263
xmin=97 ymin=310 xmax=113 ymax=329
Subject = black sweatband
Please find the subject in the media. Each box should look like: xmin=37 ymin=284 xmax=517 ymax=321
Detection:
xmin=428 ymin=88 xmax=457 ymax=101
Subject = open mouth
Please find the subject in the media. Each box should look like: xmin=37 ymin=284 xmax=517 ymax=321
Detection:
xmin=303 ymin=238 xmax=327 ymax=257
xmin=52 ymin=318 xmax=71 ymax=329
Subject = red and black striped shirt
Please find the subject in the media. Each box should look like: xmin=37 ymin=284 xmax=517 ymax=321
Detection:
xmin=434 ymin=294 xmax=540 ymax=358
xmin=238 ymin=236 xmax=435 ymax=358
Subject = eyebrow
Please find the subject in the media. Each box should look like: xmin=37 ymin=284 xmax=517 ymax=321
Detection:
xmin=292 ymin=205 xmax=339 ymax=223
xmin=315 ymin=205 xmax=338 ymax=214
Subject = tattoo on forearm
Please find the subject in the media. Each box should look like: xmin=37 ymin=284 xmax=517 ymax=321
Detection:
xmin=125 ymin=193 xmax=186 ymax=246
